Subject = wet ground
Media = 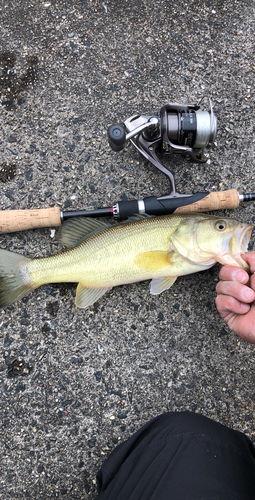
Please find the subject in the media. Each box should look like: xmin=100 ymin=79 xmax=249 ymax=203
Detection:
xmin=0 ymin=0 xmax=255 ymax=498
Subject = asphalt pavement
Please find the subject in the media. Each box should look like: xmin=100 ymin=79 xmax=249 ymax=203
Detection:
xmin=0 ymin=0 xmax=255 ymax=498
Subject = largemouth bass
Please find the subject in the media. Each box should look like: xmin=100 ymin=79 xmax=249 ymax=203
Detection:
xmin=0 ymin=214 xmax=252 ymax=309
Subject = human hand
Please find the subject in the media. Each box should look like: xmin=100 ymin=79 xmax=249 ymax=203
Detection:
xmin=215 ymin=251 xmax=255 ymax=344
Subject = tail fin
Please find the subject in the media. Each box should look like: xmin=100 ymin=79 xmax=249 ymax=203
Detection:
xmin=0 ymin=249 xmax=33 ymax=308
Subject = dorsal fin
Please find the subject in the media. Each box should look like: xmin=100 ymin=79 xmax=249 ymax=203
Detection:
xmin=56 ymin=217 xmax=110 ymax=248
xmin=120 ymin=213 xmax=154 ymax=224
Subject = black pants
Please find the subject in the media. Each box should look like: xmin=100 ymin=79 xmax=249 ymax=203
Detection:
xmin=97 ymin=412 xmax=255 ymax=500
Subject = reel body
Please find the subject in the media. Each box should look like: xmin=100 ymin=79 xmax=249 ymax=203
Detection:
xmin=108 ymin=98 xmax=217 ymax=197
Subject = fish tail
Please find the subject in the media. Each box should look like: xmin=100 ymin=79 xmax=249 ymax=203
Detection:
xmin=0 ymin=249 xmax=33 ymax=308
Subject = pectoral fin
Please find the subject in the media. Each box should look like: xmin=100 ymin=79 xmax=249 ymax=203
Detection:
xmin=135 ymin=251 xmax=174 ymax=273
xmin=150 ymin=276 xmax=177 ymax=295
xmin=75 ymin=283 xmax=112 ymax=309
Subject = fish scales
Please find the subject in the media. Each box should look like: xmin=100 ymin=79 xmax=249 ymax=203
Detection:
xmin=28 ymin=215 xmax=181 ymax=288
xmin=0 ymin=213 xmax=252 ymax=309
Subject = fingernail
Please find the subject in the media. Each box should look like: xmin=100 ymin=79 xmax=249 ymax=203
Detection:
xmin=240 ymin=303 xmax=250 ymax=312
xmin=233 ymin=270 xmax=246 ymax=282
xmin=242 ymin=288 xmax=254 ymax=301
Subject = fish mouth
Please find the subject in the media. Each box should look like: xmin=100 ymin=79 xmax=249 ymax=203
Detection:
xmin=229 ymin=224 xmax=253 ymax=269
xmin=234 ymin=224 xmax=253 ymax=253
xmin=240 ymin=224 xmax=253 ymax=252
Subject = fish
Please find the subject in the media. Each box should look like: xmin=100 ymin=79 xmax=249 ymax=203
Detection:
xmin=0 ymin=213 xmax=252 ymax=310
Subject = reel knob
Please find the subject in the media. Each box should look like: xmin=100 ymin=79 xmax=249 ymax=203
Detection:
xmin=108 ymin=124 xmax=126 ymax=152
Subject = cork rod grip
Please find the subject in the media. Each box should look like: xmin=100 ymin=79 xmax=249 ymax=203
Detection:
xmin=174 ymin=189 xmax=240 ymax=213
xmin=0 ymin=207 xmax=61 ymax=234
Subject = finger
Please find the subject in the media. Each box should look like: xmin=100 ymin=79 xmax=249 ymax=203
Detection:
xmin=226 ymin=304 xmax=255 ymax=345
xmin=215 ymin=294 xmax=251 ymax=317
xmin=250 ymin=273 xmax=255 ymax=291
xmin=242 ymin=251 xmax=255 ymax=274
xmin=216 ymin=280 xmax=255 ymax=303
xmin=218 ymin=266 xmax=249 ymax=284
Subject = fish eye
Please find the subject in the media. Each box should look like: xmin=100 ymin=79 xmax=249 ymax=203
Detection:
xmin=215 ymin=220 xmax=227 ymax=231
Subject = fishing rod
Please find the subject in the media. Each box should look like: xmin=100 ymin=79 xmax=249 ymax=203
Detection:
xmin=0 ymin=98 xmax=254 ymax=234
xmin=0 ymin=189 xmax=254 ymax=234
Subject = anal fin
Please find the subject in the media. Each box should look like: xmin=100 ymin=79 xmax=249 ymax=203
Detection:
xmin=75 ymin=283 xmax=112 ymax=309
xmin=150 ymin=276 xmax=177 ymax=295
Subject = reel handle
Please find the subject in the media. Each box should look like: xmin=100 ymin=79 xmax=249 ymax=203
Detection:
xmin=0 ymin=207 xmax=61 ymax=234
xmin=108 ymin=117 xmax=159 ymax=152
xmin=108 ymin=124 xmax=126 ymax=152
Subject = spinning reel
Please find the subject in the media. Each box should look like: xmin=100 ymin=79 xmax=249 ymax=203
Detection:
xmin=0 ymin=97 xmax=254 ymax=234
xmin=108 ymin=98 xmax=217 ymax=197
